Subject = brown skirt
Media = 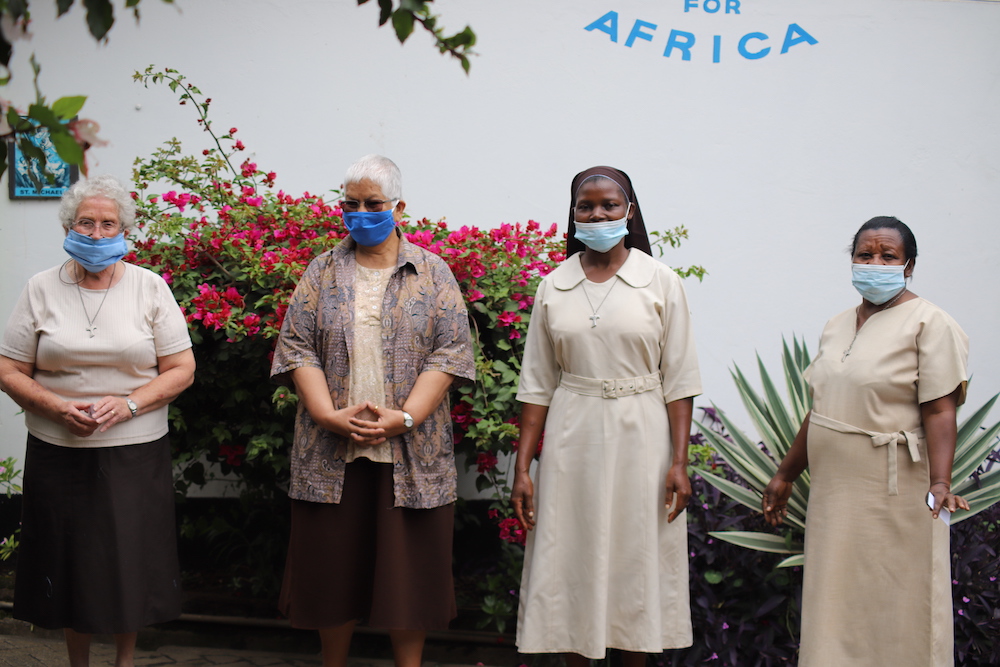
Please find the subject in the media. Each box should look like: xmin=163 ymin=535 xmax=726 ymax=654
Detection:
xmin=279 ymin=459 xmax=456 ymax=630
xmin=13 ymin=434 xmax=182 ymax=634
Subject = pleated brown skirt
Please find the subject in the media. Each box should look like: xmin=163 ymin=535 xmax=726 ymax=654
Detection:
xmin=13 ymin=434 xmax=182 ymax=634
xmin=279 ymin=459 xmax=456 ymax=630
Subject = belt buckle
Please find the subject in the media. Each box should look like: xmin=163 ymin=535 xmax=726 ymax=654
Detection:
xmin=602 ymin=380 xmax=616 ymax=398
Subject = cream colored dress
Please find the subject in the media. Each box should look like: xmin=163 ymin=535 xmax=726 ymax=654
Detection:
xmin=515 ymin=250 xmax=702 ymax=658
xmin=800 ymin=297 xmax=968 ymax=667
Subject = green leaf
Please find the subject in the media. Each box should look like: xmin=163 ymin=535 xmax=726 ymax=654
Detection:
xmin=704 ymin=570 xmax=723 ymax=584
xmin=956 ymin=392 xmax=998 ymax=449
xmin=49 ymin=129 xmax=84 ymax=165
xmin=757 ymin=353 xmax=797 ymax=449
xmin=392 ymin=9 xmax=413 ymax=44
xmin=57 ymin=0 xmax=75 ymax=17
xmin=776 ymin=554 xmax=805 ymax=568
xmin=83 ymin=0 xmax=115 ymax=40
xmin=27 ymin=103 xmax=62 ymax=128
xmin=709 ymin=530 xmax=803 ymax=555
xmin=52 ymin=95 xmax=87 ymax=120
xmin=377 ymin=0 xmax=393 ymax=26
xmin=951 ymin=479 xmax=1000 ymax=523
xmin=952 ymin=420 xmax=1000 ymax=488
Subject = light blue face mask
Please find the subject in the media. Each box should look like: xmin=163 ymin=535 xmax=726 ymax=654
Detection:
xmin=63 ymin=230 xmax=128 ymax=273
xmin=851 ymin=262 xmax=908 ymax=304
xmin=343 ymin=209 xmax=397 ymax=247
xmin=573 ymin=204 xmax=631 ymax=254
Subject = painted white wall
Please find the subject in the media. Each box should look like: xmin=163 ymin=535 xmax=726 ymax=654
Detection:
xmin=2 ymin=0 xmax=998 ymax=499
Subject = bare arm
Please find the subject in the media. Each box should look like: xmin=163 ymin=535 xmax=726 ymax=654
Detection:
xmin=358 ymin=370 xmax=456 ymax=439
xmin=0 ymin=354 xmax=99 ymax=437
xmin=290 ymin=366 xmax=385 ymax=444
xmin=510 ymin=402 xmax=549 ymax=531
xmin=665 ymin=397 xmax=694 ymax=523
xmin=91 ymin=348 xmax=197 ymax=432
xmin=921 ymin=386 xmax=969 ymax=518
xmin=762 ymin=411 xmax=811 ymax=526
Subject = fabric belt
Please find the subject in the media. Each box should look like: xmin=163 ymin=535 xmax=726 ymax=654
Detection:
xmin=558 ymin=371 xmax=662 ymax=399
xmin=810 ymin=411 xmax=923 ymax=496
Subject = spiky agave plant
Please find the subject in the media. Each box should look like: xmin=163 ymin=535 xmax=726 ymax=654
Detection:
xmin=696 ymin=337 xmax=1000 ymax=567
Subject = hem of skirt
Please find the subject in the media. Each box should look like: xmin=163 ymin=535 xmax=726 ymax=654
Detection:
xmin=12 ymin=608 xmax=182 ymax=635
xmin=517 ymin=641 xmax=694 ymax=659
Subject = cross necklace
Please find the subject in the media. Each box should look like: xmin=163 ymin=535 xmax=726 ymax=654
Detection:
xmin=581 ymin=278 xmax=617 ymax=328
xmin=77 ymin=263 xmax=118 ymax=338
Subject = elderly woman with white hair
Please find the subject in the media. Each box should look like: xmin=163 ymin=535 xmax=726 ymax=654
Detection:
xmin=271 ymin=155 xmax=474 ymax=667
xmin=0 ymin=174 xmax=195 ymax=667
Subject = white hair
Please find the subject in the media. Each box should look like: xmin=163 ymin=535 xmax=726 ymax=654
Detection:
xmin=58 ymin=174 xmax=137 ymax=230
xmin=343 ymin=154 xmax=402 ymax=201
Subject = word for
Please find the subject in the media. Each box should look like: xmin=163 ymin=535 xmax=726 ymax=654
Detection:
xmin=684 ymin=0 xmax=742 ymax=14
xmin=584 ymin=11 xmax=818 ymax=62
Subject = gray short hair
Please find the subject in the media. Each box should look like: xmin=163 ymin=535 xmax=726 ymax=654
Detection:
xmin=343 ymin=154 xmax=402 ymax=201
xmin=58 ymin=174 xmax=137 ymax=231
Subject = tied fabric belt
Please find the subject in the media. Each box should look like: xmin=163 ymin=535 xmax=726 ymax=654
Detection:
xmin=810 ymin=411 xmax=923 ymax=496
xmin=559 ymin=371 xmax=662 ymax=399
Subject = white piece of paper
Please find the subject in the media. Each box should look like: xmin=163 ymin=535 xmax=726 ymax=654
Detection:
xmin=927 ymin=492 xmax=951 ymax=526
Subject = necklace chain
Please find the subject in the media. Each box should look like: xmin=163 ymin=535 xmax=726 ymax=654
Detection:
xmin=77 ymin=263 xmax=118 ymax=338
xmin=582 ymin=279 xmax=617 ymax=328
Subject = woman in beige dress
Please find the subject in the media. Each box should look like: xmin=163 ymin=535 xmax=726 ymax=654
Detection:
xmin=0 ymin=175 xmax=195 ymax=667
xmin=763 ymin=216 xmax=970 ymax=667
xmin=511 ymin=166 xmax=702 ymax=664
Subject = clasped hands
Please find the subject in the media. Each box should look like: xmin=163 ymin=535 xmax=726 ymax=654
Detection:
xmin=62 ymin=396 xmax=135 ymax=437
xmin=324 ymin=400 xmax=410 ymax=445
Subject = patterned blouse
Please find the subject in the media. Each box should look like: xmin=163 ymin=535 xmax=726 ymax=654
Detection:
xmin=270 ymin=234 xmax=476 ymax=509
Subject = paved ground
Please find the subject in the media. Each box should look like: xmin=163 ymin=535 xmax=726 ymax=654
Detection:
xmin=0 ymin=632 xmax=332 ymax=666
xmin=0 ymin=619 xmax=509 ymax=667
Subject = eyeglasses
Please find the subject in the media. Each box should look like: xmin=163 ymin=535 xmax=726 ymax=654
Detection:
xmin=73 ymin=219 xmax=121 ymax=234
xmin=340 ymin=198 xmax=395 ymax=213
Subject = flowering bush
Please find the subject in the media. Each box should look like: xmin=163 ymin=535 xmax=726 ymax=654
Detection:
xmin=129 ymin=66 xmax=705 ymax=613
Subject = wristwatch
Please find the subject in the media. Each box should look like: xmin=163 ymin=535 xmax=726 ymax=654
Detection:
xmin=401 ymin=410 xmax=415 ymax=430
xmin=126 ymin=398 xmax=138 ymax=419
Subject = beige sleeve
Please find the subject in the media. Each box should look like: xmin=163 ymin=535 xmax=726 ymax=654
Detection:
xmin=917 ymin=306 xmax=969 ymax=406
xmin=658 ymin=268 xmax=702 ymax=403
xmin=515 ymin=278 xmax=561 ymax=407
xmin=0 ymin=282 xmax=38 ymax=363
xmin=149 ymin=271 xmax=193 ymax=357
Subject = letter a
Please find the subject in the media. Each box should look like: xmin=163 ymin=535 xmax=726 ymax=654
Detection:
xmin=585 ymin=11 xmax=620 ymax=43
xmin=781 ymin=23 xmax=818 ymax=54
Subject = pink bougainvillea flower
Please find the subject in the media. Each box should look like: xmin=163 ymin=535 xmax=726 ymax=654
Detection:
xmin=476 ymin=451 xmax=498 ymax=474
xmin=497 ymin=311 xmax=521 ymax=327
xmin=498 ymin=517 xmax=526 ymax=546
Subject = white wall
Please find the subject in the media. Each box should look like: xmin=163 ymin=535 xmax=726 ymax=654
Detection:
xmin=2 ymin=0 xmax=999 ymax=496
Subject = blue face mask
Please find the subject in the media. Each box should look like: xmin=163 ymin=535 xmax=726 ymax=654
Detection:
xmin=851 ymin=262 xmax=908 ymax=304
xmin=343 ymin=209 xmax=397 ymax=247
xmin=63 ymin=230 xmax=128 ymax=273
xmin=573 ymin=204 xmax=631 ymax=254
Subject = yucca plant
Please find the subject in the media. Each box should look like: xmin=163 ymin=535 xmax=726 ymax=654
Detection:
xmin=696 ymin=336 xmax=1000 ymax=568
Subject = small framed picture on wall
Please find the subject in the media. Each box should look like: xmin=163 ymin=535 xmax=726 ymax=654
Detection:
xmin=7 ymin=122 xmax=80 ymax=200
